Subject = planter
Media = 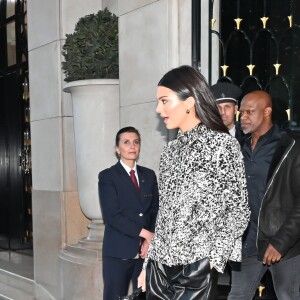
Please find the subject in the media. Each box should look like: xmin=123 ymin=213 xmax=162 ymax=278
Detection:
xmin=64 ymin=79 xmax=119 ymax=243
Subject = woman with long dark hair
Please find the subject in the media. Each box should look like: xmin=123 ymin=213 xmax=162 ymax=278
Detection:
xmin=138 ymin=65 xmax=250 ymax=299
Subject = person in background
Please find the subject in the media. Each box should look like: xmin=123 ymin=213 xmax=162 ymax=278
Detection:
xmin=211 ymin=82 xmax=245 ymax=146
xmin=228 ymin=91 xmax=300 ymax=300
xmin=99 ymin=126 xmax=159 ymax=300
xmin=138 ymin=65 xmax=250 ymax=299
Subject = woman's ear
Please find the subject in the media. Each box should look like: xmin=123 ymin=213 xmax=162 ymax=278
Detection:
xmin=115 ymin=146 xmax=120 ymax=156
xmin=185 ymin=97 xmax=196 ymax=111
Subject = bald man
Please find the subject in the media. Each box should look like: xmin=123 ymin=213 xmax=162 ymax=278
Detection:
xmin=228 ymin=91 xmax=300 ymax=300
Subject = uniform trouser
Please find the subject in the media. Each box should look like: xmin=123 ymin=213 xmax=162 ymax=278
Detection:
xmin=103 ymin=256 xmax=144 ymax=300
xmin=146 ymin=258 xmax=219 ymax=300
xmin=228 ymin=254 xmax=300 ymax=300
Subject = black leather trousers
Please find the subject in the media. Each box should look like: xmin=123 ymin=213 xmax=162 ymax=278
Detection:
xmin=146 ymin=258 xmax=218 ymax=300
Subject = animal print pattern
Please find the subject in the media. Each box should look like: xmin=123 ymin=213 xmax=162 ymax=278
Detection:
xmin=145 ymin=124 xmax=250 ymax=273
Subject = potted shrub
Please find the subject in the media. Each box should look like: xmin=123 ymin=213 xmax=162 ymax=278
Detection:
xmin=62 ymin=8 xmax=120 ymax=243
xmin=62 ymin=7 xmax=118 ymax=81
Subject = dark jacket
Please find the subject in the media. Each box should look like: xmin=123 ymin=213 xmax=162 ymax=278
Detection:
xmin=242 ymin=125 xmax=282 ymax=256
xmin=99 ymin=162 xmax=159 ymax=259
xmin=257 ymin=131 xmax=300 ymax=260
xmin=235 ymin=122 xmax=245 ymax=147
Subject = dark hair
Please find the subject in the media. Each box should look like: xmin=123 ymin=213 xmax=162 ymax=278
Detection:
xmin=158 ymin=65 xmax=228 ymax=133
xmin=115 ymin=126 xmax=141 ymax=146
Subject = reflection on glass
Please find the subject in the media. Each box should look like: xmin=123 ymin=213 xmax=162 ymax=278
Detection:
xmin=6 ymin=0 xmax=15 ymax=18
xmin=7 ymin=21 xmax=16 ymax=66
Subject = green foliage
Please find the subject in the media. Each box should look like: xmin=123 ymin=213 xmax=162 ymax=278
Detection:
xmin=62 ymin=8 xmax=118 ymax=82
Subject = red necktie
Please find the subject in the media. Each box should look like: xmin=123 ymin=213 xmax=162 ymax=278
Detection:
xmin=130 ymin=169 xmax=140 ymax=192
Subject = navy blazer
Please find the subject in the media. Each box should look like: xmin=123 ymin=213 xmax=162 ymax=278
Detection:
xmin=99 ymin=161 xmax=159 ymax=259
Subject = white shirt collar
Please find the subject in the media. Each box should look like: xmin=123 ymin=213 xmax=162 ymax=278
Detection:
xmin=120 ymin=160 xmax=138 ymax=181
xmin=229 ymin=126 xmax=236 ymax=137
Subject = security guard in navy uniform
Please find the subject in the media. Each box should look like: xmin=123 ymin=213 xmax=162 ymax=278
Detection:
xmin=211 ymin=82 xmax=245 ymax=146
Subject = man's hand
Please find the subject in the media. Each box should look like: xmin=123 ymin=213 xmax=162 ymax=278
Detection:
xmin=140 ymin=240 xmax=149 ymax=259
xmin=263 ymin=244 xmax=282 ymax=265
xmin=137 ymin=270 xmax=146 ymax=292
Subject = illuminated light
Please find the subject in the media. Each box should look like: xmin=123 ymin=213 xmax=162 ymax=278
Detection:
xmin=211 ymin=19 xmax=216 ymax=30
xmin=260 ymin=17 xmax=269 ymax=29
xmin=273 ymin=63 xmax=281 ymax=75
xmin=247 ymin=64 xmax=255 ymax=76
xmin=234 ymin=18 xmax=243 ymax=30
xmin=288 ymin=16 xmax=293 ymax=27
xmin=220 ymin=65 xmax=229 ymax=76
xmin=286 ymin=109 xmax=290 ymax=121
xmin=236 ymin=111 xmax=240 ymax=122
xmin=258 ymin=285 xmax=265 ymax=297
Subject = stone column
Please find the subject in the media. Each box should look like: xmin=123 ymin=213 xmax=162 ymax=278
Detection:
xmin=59 ymin=79 xmax=119 ymax=299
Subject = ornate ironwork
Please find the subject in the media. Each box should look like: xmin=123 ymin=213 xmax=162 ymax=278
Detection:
xmin=19 ymin=0 xmax=32 ymax=245
xmin=205 ymin=0 xmax=300 ymax=131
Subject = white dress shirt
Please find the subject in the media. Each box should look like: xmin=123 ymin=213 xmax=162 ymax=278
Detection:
xmin=120 ymin=159 xmax=140 ymax=185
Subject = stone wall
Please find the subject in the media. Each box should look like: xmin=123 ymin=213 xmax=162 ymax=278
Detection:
xmin=27 ymin=0 xmax=197 ymax=298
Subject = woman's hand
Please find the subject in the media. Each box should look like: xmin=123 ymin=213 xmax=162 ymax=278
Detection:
xmin=140 ymin=240 xmax=150 ymax=259
xmin=139 ymin=228 xmax=154 ymax=244
xmin=137 ymin=270 xmax=146 ymax=292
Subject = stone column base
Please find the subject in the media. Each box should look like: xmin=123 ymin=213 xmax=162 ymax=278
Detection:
xmin=59 ymin=243 xmax=103 ymax=300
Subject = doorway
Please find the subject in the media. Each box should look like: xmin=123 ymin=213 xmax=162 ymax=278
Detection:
xmin=0 ymin=0 xmax=32 ymax=252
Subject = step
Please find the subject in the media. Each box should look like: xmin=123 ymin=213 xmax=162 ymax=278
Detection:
xmin=0 ymin=269 xmax=34 ymax=300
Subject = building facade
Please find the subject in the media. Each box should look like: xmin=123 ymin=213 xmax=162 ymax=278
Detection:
xmin=1 ymin=0 xmax=299 ymax=299
xmin=22 ymin=0 xmax=193 ymax=299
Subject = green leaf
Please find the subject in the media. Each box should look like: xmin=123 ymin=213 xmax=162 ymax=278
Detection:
xmin=62 ymin=8 xmax=119 ymax=81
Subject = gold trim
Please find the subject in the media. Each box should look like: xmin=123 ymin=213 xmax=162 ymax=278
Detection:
xmin=258 ymin=285 xmax=265 ymax=297
xmin=286 ymin=109 xmax=290 ymax=121
xmin=23 ymin=80 xmax=29 ymax=101
xmin=234 ymin=18 xmax=243 ymax=30
xmin=288 ymin=15 xmax=293 ymax=27
xmin=220 ymin=65 xmax=229 ymax=76
xmin=273 ymin=63 xmax=281 ymax=75
xmin=247 ymin=64 xmax=255 ymax=76
xmin=260 ymin=17 xmax=269 ymax=29
xmin=211 ymin=19 xmax=216 ymax=30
